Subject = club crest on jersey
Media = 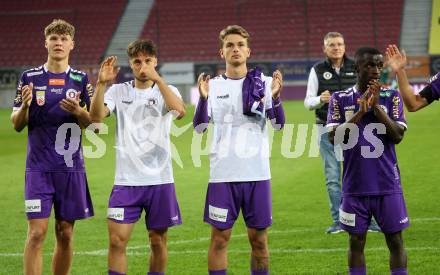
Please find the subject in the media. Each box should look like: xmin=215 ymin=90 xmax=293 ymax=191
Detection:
xmin=36 ymin=91 xmax=45 ymax=106
xmin=323 ymin=71 xmax=333 ymax=80
xmin=146 ymin=98 xmax=157 ymax=107
xmin=66 ymin=89 xmax=80 ymax=100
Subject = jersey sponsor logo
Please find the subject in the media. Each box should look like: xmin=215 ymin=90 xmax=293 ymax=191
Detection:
xmin=392 ymin=96 xmax=400 ymax=119
xmin=217 ymin=94 xmax=230 ymax=99
xmin=25 ymin=199 xmax=41 ymax=213
xmin=69 ymin=73 xmax=83 ymax=82
xmin=331 ymin=98 xmax=340 ymax=120
xmin=50 ymin=88 xmax=63 ymax=94
xmin=26 ymin=71 xmax=43 ymax=77
xmin=86 ymin=83 xmax=94 ymax=97
xmin=107 ymin=207 xmax=124 ymax=221
xmin=323 ymin=71 xmax=333 ymax=80
xmin=208 ymin=205 xmax=228 ymax=222
xmin=49 ymin=78 xmax=65 ymax=86
xmin=36 ymin=91 xmax=45 ymax=106
xmin=380 ymin=91 xmax=392 ymax=97
xmin=339 ymin=209 xmax=355 ymax=227
xmin=66 ymin=89 xmax=80 ymax=100
xmin=34 ymin=85 xmax=47 ymax=90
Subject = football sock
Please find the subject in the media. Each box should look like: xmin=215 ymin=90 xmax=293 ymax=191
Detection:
xmin=391 ymin=268 xmax=407 ymax=275
xmin=349 ymin=266 xmax=366 ymax=275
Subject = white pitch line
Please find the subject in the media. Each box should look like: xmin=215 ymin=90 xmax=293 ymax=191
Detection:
xmin=1 ymin=218 xmax=439 ymax=257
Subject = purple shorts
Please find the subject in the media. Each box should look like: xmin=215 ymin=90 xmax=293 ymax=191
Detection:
xmin=24 ymin=171 xmax=94 ymax=221
xmin=204 ymin=180 xmax=272 ymax=230
xmin=107 ymin=183 xmax=182 ymax=230
xmin=339 ymin=193 xmax=409 ymax=234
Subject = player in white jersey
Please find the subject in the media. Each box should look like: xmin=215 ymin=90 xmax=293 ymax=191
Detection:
xmin=90 ymin=39 xmax=186 ymax=275
xmin=193 ymin=25 xmax=285 ymax=275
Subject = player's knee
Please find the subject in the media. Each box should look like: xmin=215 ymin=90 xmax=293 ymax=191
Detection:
xmin=349 ymin=234 xmax=366 ymax=252
xmin=27 ymin=227 xmax=47 ymax=246
xmin=386 ymin=234 xmax=405 ymax=253
xmin=55 ymin=223 xmax=74 ymax=247
xmin=109 ymin=233 xmax=129 ymax=251
xmin=250 ymin=238 xmax=268 ymax=253
xmin=149 ymin=232 xmax=167 ymax=251
xmin=211 ymin=233 xmax=229 ymax=251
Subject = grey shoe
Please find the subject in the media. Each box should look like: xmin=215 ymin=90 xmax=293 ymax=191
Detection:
xmin=326 ymin=223 xmax=344 ymax=234
xmin=368 ymin=223 xmax=381 ymax=233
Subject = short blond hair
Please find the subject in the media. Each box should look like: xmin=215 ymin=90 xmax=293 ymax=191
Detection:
xmin=219 ymin=25 xmax=250 ymax=48
xmin=323 ymin=32 xmax=344 ymax=46
xmin=44 ymin=19 xmax=75 ymax=39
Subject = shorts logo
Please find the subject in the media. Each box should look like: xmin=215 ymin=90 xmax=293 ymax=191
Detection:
xmin=399 ymin=217 xmax=408 ymax=224
xmin=49 ymin=78 xmax=65 ymax=86
xmin=208 ymin=205 xmax=228 ymax=223
xmin=25 ymin=199 xmax=41 ymax=213
xmin=36 ymin=91 xmax=45 ymax=106
xmin=66 ymin=89 xmax=80 ymax=100
xmin=323 ymin=71 xmax=333 ymax=80
xmin=339 ymin=209 xmax=355 ymax=227
xmin=107 ymin=208 xmax=124 ymax=221
xmin=171 ymin=215 xmax=179 ymax=222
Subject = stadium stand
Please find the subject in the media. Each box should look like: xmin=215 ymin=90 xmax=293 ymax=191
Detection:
xmin=141 ymin=0 xmax=403 ymax=62
xmin=0 ymin=0 xmax=127 ymax=67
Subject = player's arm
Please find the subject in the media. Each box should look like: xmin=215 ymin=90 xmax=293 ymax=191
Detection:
xmin=386 ymin=44 xmax=428 ymax=112
xmin=328 ymin=92 xmax=368 ymax=145
xmin=156 ymin=79 xmax=186 ymax=119
xmin=369 ymin=80 xmax=405 ymax=144
xmin=193 ymin=72 xmax=210 ymax=133
xmin=267 ymin=70 xmax=285 ymax=130
xmin=141 ymin=61 xmax=185 ymax=119
xmin=11 ymin=82 xmax=32 ymax=132
xmin=90 ymin=56 xmax=118 ymax=123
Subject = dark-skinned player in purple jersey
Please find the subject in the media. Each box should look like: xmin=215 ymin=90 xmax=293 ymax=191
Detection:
xmin=327 ymin=47 xmax=409 ymax=275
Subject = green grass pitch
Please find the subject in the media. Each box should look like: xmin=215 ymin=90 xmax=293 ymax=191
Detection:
xmin=0 ymin=101 xmax=439 ymax=274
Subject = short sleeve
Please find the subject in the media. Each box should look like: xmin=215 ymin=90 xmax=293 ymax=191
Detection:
xmin=13 ymin=73 xmax=28 ymax=111
xmin=326 ymin=93 xmax=344 ymax=127
xmin=104 ymin=84 xmax=118 ymax=114
xmin=389 ymin=90 xmax=407 ymax=129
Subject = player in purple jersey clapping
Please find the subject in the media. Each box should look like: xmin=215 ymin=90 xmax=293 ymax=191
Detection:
xmin=10 ymin=19 xmax=94 ymax=275
xmin=327 ymin=47 xmax=409 ymax=275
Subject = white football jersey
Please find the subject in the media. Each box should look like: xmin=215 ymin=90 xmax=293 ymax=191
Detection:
xmin=104 ymin=81 xmax=180 ymax=186
xmin=206 ymin=74 xmax=273 ymax=182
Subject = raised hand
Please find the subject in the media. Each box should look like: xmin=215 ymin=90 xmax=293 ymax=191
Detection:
xmin=271 ymin=70 xmax=283 ymax=99
xmin=197 ymin=72 xmax=210 ymax=100
xmin=385 ymin=44 xmax=406 ymax=73
xmin=98 ymin=56 xmax=119 ymax=84
xmin=367 ymin=79 xmax=381 ymax=107
xmin=21 ymin=82 xmax=33 ymax=109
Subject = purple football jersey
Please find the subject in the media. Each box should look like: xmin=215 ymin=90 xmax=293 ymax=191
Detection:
xmin=13 ymin=65 xmax=94 ymax=172
xmin=428 ymin=72 xmax=440 ymax=100
xmin=326 ymin=86 xmax=407 ymax=196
